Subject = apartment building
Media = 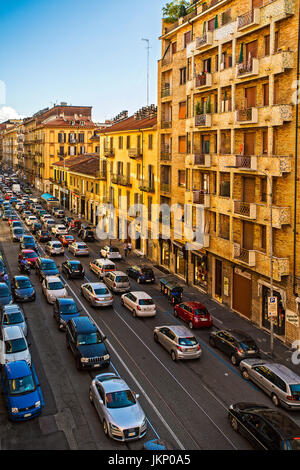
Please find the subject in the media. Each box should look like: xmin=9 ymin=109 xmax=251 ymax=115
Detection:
xmin=158 ymin=0 xmax=300 ymax=344
xmin=98 ymin=107 xmax=159 ymax=259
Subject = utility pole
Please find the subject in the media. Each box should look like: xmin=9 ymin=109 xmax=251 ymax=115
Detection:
xmin=142 ymin=38 xmax=150 ymax=106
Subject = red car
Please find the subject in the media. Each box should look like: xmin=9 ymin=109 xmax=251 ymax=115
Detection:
xmin=18 ymin=249 xmax=38 ymax=266
xmin=5 ymin=193 xmax=13 ymax=200
xmin=8 ymin=215 xmax=19 ymax=225
xmin=58 ymin=234 xmax=75 ymax=246
xmin=174 ymin=301 xmax=213 ymax=329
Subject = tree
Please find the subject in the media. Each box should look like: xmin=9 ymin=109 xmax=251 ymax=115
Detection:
xmin=162 ymin=1 xmax=190 ymax=24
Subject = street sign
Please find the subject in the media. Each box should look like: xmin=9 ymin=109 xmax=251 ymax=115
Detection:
xmin=268 ymin=296 xmax=278 ymax=318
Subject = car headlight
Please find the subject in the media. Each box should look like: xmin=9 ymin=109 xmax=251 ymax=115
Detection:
xmin=35 ymin=401 xmax=41 ymax=408
xmin=11 ymin=408 xmax=18 ymax=413
xmin=103 ymin=354 xmax=110 ymax=361
xmin=141 ymin=417 xmax=147 ymax=428
xmin=110 ymin=423 xmax=121 ymax=431
xmin=81 ymin=357 xmax=89 ymax=363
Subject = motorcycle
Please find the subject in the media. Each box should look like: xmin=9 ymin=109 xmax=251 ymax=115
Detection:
xmin=18 ymin=262 xmax=31 ymax=275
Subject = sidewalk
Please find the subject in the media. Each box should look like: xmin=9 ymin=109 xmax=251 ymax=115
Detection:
xmin=38 ymin=191 xmax=300 ymax=373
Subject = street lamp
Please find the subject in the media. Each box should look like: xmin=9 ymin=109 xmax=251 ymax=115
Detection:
xmin=226 ymin=165 xmax=274 ymax=355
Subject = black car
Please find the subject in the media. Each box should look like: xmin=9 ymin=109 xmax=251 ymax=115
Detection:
xmin=36 ymin=230 xmax=52 ymax=243
xmin=11 ymin=275 xmax=36 ymax=302
xmin=209 ymin=329 xmax=260 ymax=365
xmin=79 ymin=228 xmax=95 ymax=242
xmin=78 ymin=224 xmax=92 ymax=238
xmin=53 ymin=297 xmax=81 ymax=331
xmin=31 ymin=222 xmax=42 ymax=234
xmin=228 ymin=402 xmax=300 ymax=450
xmin=61 ymin=260 xmax=85 ymax=279
xmin=66 ymin=316 xmax=110 ymax=370
xmin=126 ymin=265 xmax=155 ymax=284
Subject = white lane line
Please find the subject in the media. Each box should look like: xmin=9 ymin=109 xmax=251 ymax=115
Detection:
xmin=60 ymin=276 xmax=185 ymax=450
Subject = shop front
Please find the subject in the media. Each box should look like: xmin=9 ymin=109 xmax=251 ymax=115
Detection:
xmin=173 ymin=241 xmax=186 ymax=278
xmin=160 ymin=238 xmax=170 ymax=268
xmin=261 ymin=285 xmax=286 ymax=337
xmin=192 ymin=251 xmax=208 ymax=290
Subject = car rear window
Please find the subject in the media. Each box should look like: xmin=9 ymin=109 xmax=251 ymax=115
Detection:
xmin=110 ymin=248 xmax=119 ymax=252
xmin=178 ymin=337 xmax=198 ymax=346
xmin=115 ymin=276 xmax=129 ymax=283
xmin=48 ymin=281 xmax=64 ymax=290
xmin=3 ymin=312 xmax=23 ymax=324
xmin=194 ymin=308 xmax=209 ymax=316
xmin=141 ymin=268 xmax=154 ymax=275
xmin=24 ymin=252 xmax=37 ymax=258
xmin=60 ymin=303 xmax=78 ymax=314
xmin=5 ymin=338 xmax=27 ymax=354
xmin=78 ymin=244 xmax=87 ymax=249
xmin=0 ymin=286 xmax=10 ymax=297
xmin=94 ymin=287 xmax=109 ymax=295
xmin=139 ymin=298 xmax=153 ymax=305
xmin=290 ymin=384 xmax=300 ymax=398
xmin=42 ymin=261 xmax=57 ymax=270
xmin=52 ymin=243 xmax=62 ymax=248
xmin=238 ymin=340 xmax=257 ymax=352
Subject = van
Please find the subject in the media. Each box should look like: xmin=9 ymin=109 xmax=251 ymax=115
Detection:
xmin=89 ymin=258 xmax=116 ymax=279
xmin=240 ymin=359 xmax=300 ymax=409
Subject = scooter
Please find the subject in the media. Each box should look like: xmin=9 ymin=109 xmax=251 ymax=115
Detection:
xmin=18 ymin=262 xmax=31 ymax=275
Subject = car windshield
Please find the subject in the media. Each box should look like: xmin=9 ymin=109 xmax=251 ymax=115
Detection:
xmin=24 ymin=252 xmax=37 ymax=259
xmin=194 ymin=308 xmax=209 ymax=316
xmin=70 ymin=263 xmax=81 ymax=270
xmin=65 ymin=236 xmax=73 ymax=240
xmin=48 ymin=281 xmax=64 ymax=290
xmin=42 ymin=262 xmax=56 ymax=270
xmin=15 ymin=279 xmax=32 ymax=288
xmin=115 ymin=276 xmax=128 ymax=283
xmin=77 ymin=332 xmax=102 ymax=345
xmin=110 ymin=248 xmax=119 ymax=253
xmin=78 ymin=244 xmax=87 ymax=249
xmin=178 ymin=337 xmax=198 ymax=346
xmin=290 ymin=384 xmax=300 ymax=398
xmin=106 ymin=390 xmax=136 ymax=409
xmin=60 ymin=303 xmax=78 ymax=314
xmin=139 ymin=298 xmax=153 ymax=305
xmin=8 ymin=374 xmax=35 ymax=395
xmin=52 ymin=243 xmax=62 ymax=248
xmin=94 ymin=287 xmax=109 ymax=295
xmin=3 ymin=312 xmax=23 ymax=324
xmin=0 ymin=286 xmax=9 ymax=297
xmin=5 ymin=338 xmax=27 ymax=354
xmin=40 ymin=231 xmax=49 ymax=236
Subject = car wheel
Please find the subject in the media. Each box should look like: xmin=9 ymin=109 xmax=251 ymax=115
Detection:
xmin=154 ymin=333 xmax=159 ymax=343
xmin=188 ymin=321 xmax=193 ymax=330
xmin=230 ymin=354 xmax=238 ymax=366
xmin=271 ymin=393 xmax=280 ymax=407
xmin=103 ymin=419 xmax=109 ymax=437
xmin=173 ymin=308 xmax=178 ymax=317
xmin=171 ymin=350 xmax=177 ymax=362
xmin=229 ymin=415 xmax=239 ymax=432
xmin=241 ymin=368 xmax=250 ymax=380
xmin=89 ymin=388 xmax=94 ymax=405
xmin=209 ymin=336 xmax=216 ymax=348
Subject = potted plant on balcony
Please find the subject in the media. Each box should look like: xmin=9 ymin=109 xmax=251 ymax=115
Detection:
xmin=162 ymin=0 xmax=189 ymax=23
xmin=195 ymin=101 xmax=204 ymax=116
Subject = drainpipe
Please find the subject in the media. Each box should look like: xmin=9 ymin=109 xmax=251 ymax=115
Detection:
xmin=293 ymin=7 xmax=300 ymax=296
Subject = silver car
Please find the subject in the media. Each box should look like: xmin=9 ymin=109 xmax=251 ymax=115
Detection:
xmin=69 ymin=242 xmax=90 ymax=256
xmin=240 ymin=359 xmax=300 ymax=409
xmin=45 ymin=240 xmax=64 ymax=255
xmin=153 ymin=325 xmax=202 ymax=361
xmin=80 ymin=282 xmax=113 ymax=307
xmin=0 ymin=325 xmax=31 ymax=366
xmin=1 ymin=304 xmax=27 ymax=336
xmin=103 ymin=271 xmax=130 ymax=293
xmin=89 ymin=372 xmax=147 ymax=441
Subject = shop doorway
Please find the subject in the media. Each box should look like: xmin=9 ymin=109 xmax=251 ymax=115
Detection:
xmin=262 ymin=285 xmax=285 ymax=336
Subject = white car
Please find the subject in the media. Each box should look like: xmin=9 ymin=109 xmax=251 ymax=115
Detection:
xmin=44 ymin=218 xmax=56 ymax=229
xmin=56 ymin=210 xmax=65 ymax=218
xmin=45 ymin=240 xmax=65 ymax=255
xmin=25 ymin=215 xmax=38 ymax=226
xmin=100 ymin=245 xmax=122 ymax=260
xmin=40 ymin=213 xmax=52 ymax=223
xmin=42 ymin=276 xmax=68 ymax=304
xmin=52 ymin=224 xmax=68 ymax=237
xmin=68 ymin=242 xmax=90 ymax=256
xmin=121 ymin=291 xmax=156 ymax=317
xmin=0 ymin=325 xmax=31 ymax=366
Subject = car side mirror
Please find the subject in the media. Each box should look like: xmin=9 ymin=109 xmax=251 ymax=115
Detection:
xmin=98 ymin=399 xmax=103 ymax=405
xmin=135 ymin=393 xmax=140 ymax=399
xmin=102 ymin=335 xmax=106 ymax=341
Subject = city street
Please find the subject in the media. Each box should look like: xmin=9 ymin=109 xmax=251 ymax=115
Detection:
xmin=1 ymin=205 xmax=300 ymax=450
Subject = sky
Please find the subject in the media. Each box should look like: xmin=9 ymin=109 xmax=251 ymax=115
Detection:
xmin=0 ymin=0 xmax=166 ymax=123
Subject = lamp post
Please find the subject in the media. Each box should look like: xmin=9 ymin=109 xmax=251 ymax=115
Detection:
xmin=226 ymin=165 xmax=274 ymax=355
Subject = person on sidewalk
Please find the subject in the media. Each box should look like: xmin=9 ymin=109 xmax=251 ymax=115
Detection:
xmin=123 ymin=242 xmax=128 ymax=257
xmin=127 ymin=241 xmax=132 ymax=254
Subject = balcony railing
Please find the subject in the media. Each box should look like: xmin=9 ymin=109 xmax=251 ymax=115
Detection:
xmin=160 ymin=144 xmax=172 ymax=161
xmin=233 ymin=244 xmax=256 ymax=267
xmin=195 ymin=114 xmax=212 ymax=127
xmin=195 ymin=31 xmax=213 ymax=49
xmin=128 ymin=148 xmax=143 ymax=159
xmin=111 ymin=174 xmax=132 ymax=187
xmin=96 ymin=171 xmax=107 ymax=180
xmin=235 ymin=107 xmax=258 ymax=123
xmin=161 ymin=56 xmax=172 ymax=67
xmin=195 ymin=73 xmax=212 ymax=88
xmin=233 ymin=200 xmax=257 ymax=219
xmin=161 ymin=120 xmax=172 ymax=129
xmin=235 ymin=155 xmax=257 ymax=170
xmin=138 ymin=179 xmax=155 ymax=193
xmin=161 ymin=84 xmax=172 ymax=98
xmin=236 ymin=58 xmax=259 ymax=78
xmin=190 ymin=191 xmax=210 ymax=207
xmin=104 ymin=147 xmax=115 ymax=157
xmin=237 ymin=9 xmax=260 ymax=31
xmin=160 ymin=182 xmax=171 ymax=193
xmin=187 ymin=152 xmax=211 ymax=167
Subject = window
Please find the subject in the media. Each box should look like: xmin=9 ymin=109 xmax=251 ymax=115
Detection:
xmin=126 ymin=135 xmax=130 ymax=149
xmin=184 ymin=31 xmax=192 ymax=48
xmin=172 ymin=42 xmax=177 ymax=54
xmin=178 ymin=136 xmax=186 ymax=153
xmin=262 ymin=130 xmax=268 ymax=154
xmin=261 ymin=225 xmax=266 ymax=251
xmin=263 ymin=83 xmax=269 ymax=106
xmin=180 ymin=67 xmax=187 ymax=85
xmin=118 ymin=136 xmax=123 ymax=149
xmin=274 ymin=31 xmax=279 ymax=53
xmin=203 ymin=58 xmax=211 ymax=73
xmin=148 ymin=134 xmax=153 ymax=150
xmin=179 ymin=102 xmax=187 ymax=119
xmin=264 ymin=35 xmax=270 ymax=56
xmin=178 ymin=170 xmax=185 ymax=187
xmin=260 ymin=177 xmax=267 ymax=202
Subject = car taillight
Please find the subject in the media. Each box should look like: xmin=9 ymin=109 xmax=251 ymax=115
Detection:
xmin=177 ymin=346 xmax=183 ymax=351
xmin=287 ymin=395 xmax=297 ymax=401
xmin=137 ymin=305 xmax=142 ymax=310
xmin=197 ymin=345 xmax=200 ymax=351
xmin=113 ymin=283 xmax=116 ymax=288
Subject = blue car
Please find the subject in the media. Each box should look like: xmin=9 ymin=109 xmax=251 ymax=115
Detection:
xmin=20 ymin=235 xmax=37 ymax=251
xmin=1 ymin=361 xmax=44 ymax=421
xmin=35 ymin=257 xmax=59 ymax=281
xmin=53 ymin=297 xmax=81 ymax=331
xmin=0 ymin=282 xmax=12 ymax=306
xmin=126 ymin=265 xmax=155 ymax=284
xmin=11 ymin=275 xmax=36 ymax=302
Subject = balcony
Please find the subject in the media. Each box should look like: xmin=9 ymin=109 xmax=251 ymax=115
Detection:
xmin=233 ymin=200 xmax=257 ymax=219
xmin=160 ymin=182 xmax=171 ymax=193
xmin=96 ymin=171 xmax=107 ymax=180
xmin=186 ymin=190 xmax=210 ymax=207
xmin=138 ymin=179 xmax=155 ymax=193
xmin=195 ymin=73 xmax=212 ymax=90
xmin=103 ymin=147 xmax=115 ymax=158
xmin=195 ymin=32 xmax=213 ymax=50
xmin=256 ymin=204 xmax=291 ymax=229
xmin=235 ymin=108 xmax=258 ymax=124
xmin=161 ymin=120 xmax=172 ymax=129
xmin=235 ymin=155 xmax=257 ymax=170
xmin=160 ymin=144 xmax=172 ymax=161
xmin=161 ymin=84 xmax=172 ymax=98
xmin=194 ymin=114 xmax=212 ymax=127
xmin=161 ymin=56 xmax=172 ymax=68
xmin=128 ymin=148 xmax=143 ymax=159
xmin=233 ymin=243 xmax=256 ymax=267
xmin=236 ymin=58 xmax=259 ymax=78
xmin=237 ymin=9 xmax=260 ymax=31
xmin=186 ymin=153 xmax=211 ymax=167
xmin=255 ymin=252 xmax=289 ymax=281
xmin=111 ymin=174 xmax=132 ymax=187
xmin=260 ymin=104 xmax=293 ymax=126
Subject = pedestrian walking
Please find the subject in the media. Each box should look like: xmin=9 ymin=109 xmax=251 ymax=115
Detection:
xmin=124 ymin=242 xmax=128 ymax=257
